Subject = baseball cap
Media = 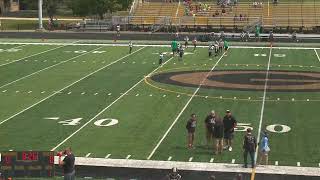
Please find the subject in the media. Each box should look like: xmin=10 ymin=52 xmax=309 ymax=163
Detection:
xmin=226 ymin=110 xmax=231 ymax=113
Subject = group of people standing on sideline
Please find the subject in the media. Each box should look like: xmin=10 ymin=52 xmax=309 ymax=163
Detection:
xmin=186 ymin=110 xmax=237 ymax=153
xmin=186 ymin=110 xmax=270 ymax=168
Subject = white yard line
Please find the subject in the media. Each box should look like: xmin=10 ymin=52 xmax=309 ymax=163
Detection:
xmin=254 ymin=47 xmax=273 ymax=164
xmin=147 ymin=52 xmax=226 ymax=160
xmin=85 ymin=153 xmax=91 ymax=157
xmin=0 ymin=47 xmax=146 ymax=126
xmin=6 ymin=44 xmax=28 ymax=49
xmin=0 ymin=42 xmax=320 ymax=50
xmin=314 ymin=49 xmax=320 ymax=63
xmin=0 ymin=47 xmax=103 ymax=89
xmin=51 ymin=54 xmax=174 ymax=151
xmin=0 ymin=45 xmax=67 ymax=67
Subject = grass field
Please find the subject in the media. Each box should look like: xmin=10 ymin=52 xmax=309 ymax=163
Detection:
xmin=0 ymin=41 xmax=320 ymax=170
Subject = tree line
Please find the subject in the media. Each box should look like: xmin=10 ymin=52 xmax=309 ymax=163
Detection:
xmin=19 ymin=0 xmax=131 ymax=19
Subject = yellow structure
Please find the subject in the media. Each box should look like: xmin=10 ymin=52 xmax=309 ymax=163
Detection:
xmin=0 ymin=0 xmax=20 ymax=14
xmin=130 ymin=1 xmax=320 ymax=28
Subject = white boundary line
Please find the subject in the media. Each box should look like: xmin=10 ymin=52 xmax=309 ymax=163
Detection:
xmin=314 ymin=49 xmax=320 ymax=63
xmin=0 ymin=47 xmax=146 ymax=126
xmin=0 ymin=42 xmax=320 ymax=50
xmin=254 ymin=47 xmax=273 ymax=163
xmin=0 ymin=46 xmax=103 ymax=89
xmin=0 ymin=45 xmax=67 ymax=67
xmin=51 ymin=51 xmax=173 ymax=151
xmin=147 ymin=52 xmax=226 ymax=160
xmin=3 ymin=44 xmax=28 ymax=50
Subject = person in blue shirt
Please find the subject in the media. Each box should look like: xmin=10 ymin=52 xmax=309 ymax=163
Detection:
xmin=258 ymin=131 xmax=270 ymax=165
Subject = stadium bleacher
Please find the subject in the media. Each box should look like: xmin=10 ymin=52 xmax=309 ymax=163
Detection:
xmin=127 ymin=1 xmax=320 ymax=29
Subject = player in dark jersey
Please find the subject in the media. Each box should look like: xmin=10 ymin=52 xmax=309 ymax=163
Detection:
xmin=192 ymin=37 xmax=197 ymax=51
xmin=218 ymin=39 xmax=223 ymax=54
xmin=186 ymin=113 xmax=197 ymax=149
xmin=208 ymin=43 xmax=214 ymax=57
xmin=159 ymin=52 xmax=164 ymax=66
xmin=129 ymin=41 xmax=133 ymax=54
xmin=179 ymin=45 xmax=184 ymax=61
xmin=223 ymin=110 xmax=237 ymax=152
xmin=116 ymin=24 xmax=120 ymax=37
xmin=184 ymin=36 xmax=189 ymax=49
xmin=269 ymin=31 xmax=274 ymax=44
xmin=204 ymin=111 xmax=216 ymax=147
xmin=214 ymin=41 xmax=219 ymax=56
xmin=243 ymin=128 xmax=257 ymax=168
xmin=213 ymin=115 xmax=224 ymax=154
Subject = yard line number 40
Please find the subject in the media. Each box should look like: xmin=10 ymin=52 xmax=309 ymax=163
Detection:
xmin=44 ymin=117 xmax=118 ymax=127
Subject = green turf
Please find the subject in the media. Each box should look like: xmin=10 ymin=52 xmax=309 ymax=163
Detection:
xmin=0 ymin=43 xmax=319 ymax=169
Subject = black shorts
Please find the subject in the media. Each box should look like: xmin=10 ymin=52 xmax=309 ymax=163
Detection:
xmin=159 ymin=59 xmax=163 ymax=64
xmin=213 ymin=133 xmax=223 ymax=139
xmin=224 ymin=131 xmax=234 ymax=139
xmin=188 ymin=128 xmax=195 ymax=134
xmin=206 ymin=126 xmax=213 ymax=134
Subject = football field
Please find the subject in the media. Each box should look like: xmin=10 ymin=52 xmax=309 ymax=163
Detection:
xmin=0 ymin=41 xmax=320 ymax=169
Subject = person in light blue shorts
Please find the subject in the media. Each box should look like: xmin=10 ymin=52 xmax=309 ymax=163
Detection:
xmin=258 ymin=131 xmax=270 ymax=165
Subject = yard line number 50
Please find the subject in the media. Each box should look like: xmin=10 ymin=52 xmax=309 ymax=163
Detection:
xmin=235 ymin=123 xmax=291 ymax=133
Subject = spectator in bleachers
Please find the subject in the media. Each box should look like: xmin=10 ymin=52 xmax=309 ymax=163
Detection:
xmin=252 ymin=1 xmax=262 ymax=8
xmin=239 ymin=14 xmax=243 ymax=21
xmin=243 ymin=14 xmax=248 ymax=21
xmin=273 ymin=0 xmax=278 ymax=5
xmin=221 ymin=8 xmax=226 ymax=15
xmin=215 ymin=10 xmax=220 ymax=16
xmin=234 ymin=14 xmax=238 ymax=21
xmin=233 ymin=0 xmax=238 ymax=5
xmin=253 ymin=1 xmax=258 ymax=8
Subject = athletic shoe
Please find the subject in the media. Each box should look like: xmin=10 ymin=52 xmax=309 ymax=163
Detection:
xmin=228 ymin=146 xmax=233 ymax=151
